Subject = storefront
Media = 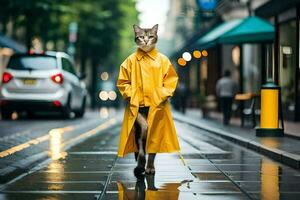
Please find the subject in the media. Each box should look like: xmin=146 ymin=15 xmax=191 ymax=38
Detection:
xmin=172 ymin=15 xmax=275 ymax=115
xmin=193 ymin=16 xmax=274 ymax=101
xmin=256 ymin=0 xmax=300 ymax=121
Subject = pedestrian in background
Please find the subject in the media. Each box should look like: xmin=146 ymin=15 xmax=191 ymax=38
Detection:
xmin=177 ymin=81 xmax=187 ymax=114
xmin=216 ymin=70 xmax=238 ymax=125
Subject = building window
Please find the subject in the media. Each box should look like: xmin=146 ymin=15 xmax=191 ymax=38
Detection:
xmin=279 ymin=20 xmax=297 ymax=119
xmin=242 ymin=44 xmax=262 ymax=94
xmin=265 ymin=44 xmax=275 ymax=82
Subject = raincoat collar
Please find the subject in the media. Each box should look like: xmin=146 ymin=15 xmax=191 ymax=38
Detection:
xmin=136 ymin=48 xmax=158 ymax=61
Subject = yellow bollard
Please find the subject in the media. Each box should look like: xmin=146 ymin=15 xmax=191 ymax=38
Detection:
xmin=256 ymin=81 xmax=284 ymax=137
xmin=261 ymin=89 xmax=278 ymax=128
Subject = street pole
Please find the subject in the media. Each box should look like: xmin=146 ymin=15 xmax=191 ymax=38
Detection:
xmin=67 ymin=22 xmax=78 ymax=60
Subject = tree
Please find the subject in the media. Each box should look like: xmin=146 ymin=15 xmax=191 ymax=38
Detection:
xmin=0 ymin=0 xmax=138 ymax=107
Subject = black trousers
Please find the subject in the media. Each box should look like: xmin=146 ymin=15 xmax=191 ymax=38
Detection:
xmin=220 ymin=97 xmax=233 ymax=125
xmin=137 ymin=106 xmax=149 ymax=117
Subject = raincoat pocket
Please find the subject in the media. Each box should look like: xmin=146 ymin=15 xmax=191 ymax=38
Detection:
xmin=152 ymin=87 xmax=166 ymax=107
xmin=130 ymin=88 xmax=138 ymax=106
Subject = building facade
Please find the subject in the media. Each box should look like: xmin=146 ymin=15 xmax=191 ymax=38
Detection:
xmin=256 ymin=0 xmax=300 ymax=121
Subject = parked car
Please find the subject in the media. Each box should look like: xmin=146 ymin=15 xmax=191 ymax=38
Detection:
xmin=0 ymin=51 xmax=87 ymax=119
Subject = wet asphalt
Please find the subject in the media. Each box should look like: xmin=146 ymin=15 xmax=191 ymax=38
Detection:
xmin=0 ymin=110 xmax=299 ymax=200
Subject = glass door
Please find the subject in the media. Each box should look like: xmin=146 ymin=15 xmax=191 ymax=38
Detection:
xmin=279 ymin=20 xmax=297 ymax=120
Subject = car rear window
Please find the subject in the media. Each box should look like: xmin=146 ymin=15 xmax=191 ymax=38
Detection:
xmin=7 ymin=55 xmax=57 ymax=70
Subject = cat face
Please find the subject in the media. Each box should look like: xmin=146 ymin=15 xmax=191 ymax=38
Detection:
xmin=133 ymin=24 xmax=158 ymax=52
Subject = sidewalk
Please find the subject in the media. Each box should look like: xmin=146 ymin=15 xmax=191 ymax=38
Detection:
xmin=184 ymin=109 xmax=300 ymax=139
xmin=173 ymin=109 xmax=300 ymax=169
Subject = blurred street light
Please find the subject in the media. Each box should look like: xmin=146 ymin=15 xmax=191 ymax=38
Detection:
xmin=177 ymin=57 xmax=187 ymax=67
xmin=193 ymin=50 xmax=202 ymax=59
xmin=108 ymin=91 xmax=117 ymax=101
xmin=202 ymin=50 xmax=208 ymax=57
xmin=99 ymin=91 xmax=109 ymax=101
xmin=100 ymin=72 xmax=109 ymax=81
xmin=232 ymin=46 xmax=240 ymax=66
xmin=178 ymin=50 xmax=208 ymax=67
xmin=182 ymin=52 xmax=192 ymax=61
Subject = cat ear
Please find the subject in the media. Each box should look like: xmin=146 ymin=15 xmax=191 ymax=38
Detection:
xmin=133 ymin=24 xmax=142 ymax=33
xmin=151 ymin=24 xmax=158 ymax=34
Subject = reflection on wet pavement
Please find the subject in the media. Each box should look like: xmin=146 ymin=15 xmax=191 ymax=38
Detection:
xmin=261 ymin=159 xmax=279 ymax=200
xmin=49 ymin=128 xmax=67 ymax=160
xmin=0 ymin=119 xmax=299 ymax=200
xmin=117 ymin=176 xmax=183 ymax=199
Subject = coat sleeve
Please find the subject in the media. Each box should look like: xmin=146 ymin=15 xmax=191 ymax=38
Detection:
xmin=160 ymin=59 xmax=178 ymax=102
xmin=117 ymin=59 xmax=132 ymax=100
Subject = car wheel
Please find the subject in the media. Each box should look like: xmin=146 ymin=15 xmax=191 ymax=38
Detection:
xmin=1 ymin=110 xmax=12 ymax=120
xmin=75 ymin=97 xmax=86 ymax=118
xmin=62 ymin=95 xmax=72 ymax=119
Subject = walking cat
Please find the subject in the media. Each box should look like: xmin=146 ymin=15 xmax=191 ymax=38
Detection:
xmin=133 ymin=24 xmax=158 ymax=177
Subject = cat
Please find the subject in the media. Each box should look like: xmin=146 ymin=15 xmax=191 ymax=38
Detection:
xmin=133 ymin=24 xmax=158 ymax=52
xmin=132 ymin=24 xmax=158 ymax=178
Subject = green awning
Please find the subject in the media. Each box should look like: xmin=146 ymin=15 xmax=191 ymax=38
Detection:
xmin=196 ymin=19 xmax=242 ymax=49
xmin=219 ymin=16 xmax=274 ymax=44
xmin=195 ymin=16 xmax=274 ymax=49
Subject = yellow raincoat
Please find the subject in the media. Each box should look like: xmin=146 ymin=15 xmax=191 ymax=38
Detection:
xmin=117 ymin=48 xmax=180 ymax=157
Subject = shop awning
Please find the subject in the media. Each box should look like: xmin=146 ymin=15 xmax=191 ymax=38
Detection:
xmin=219 ymin=16 xmax=274 ymax=44
xmin=196 ymin=19 xmax=242 ymax=49
xmin=195 ymin=16 xmax=274 ymax=49
xmin=0 ymin=34 xmax=27 ymax=53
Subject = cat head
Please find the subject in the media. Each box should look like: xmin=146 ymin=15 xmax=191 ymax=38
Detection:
xmin=133 ymin=24 xmax=158 ymax=52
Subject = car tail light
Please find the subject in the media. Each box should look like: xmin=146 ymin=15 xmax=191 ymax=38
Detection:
xmin=2 ymin=72 xmax=13 ymax=84
xmin=51 ymin=73 xmax=63 ymax=84
xmin=53 ymin=101 xmax=62 ymax=107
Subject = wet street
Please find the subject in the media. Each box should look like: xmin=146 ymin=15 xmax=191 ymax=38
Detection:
xmin=0 ymin=110 xmax=299 ymax=200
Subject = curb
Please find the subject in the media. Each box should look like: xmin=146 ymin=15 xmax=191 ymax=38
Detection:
xmin=173 ymin=113 xmax=300 ymax=169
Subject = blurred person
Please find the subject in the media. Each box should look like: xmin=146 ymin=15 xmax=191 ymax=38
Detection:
xmin=177 ymin=81 xmax=187 ymax=113
xmin=117 ymin=24 xmax=180 ymax=178
xmin=216 ymin=70 xmax=238 ymax=125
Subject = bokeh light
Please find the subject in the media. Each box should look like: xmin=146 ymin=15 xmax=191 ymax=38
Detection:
xmin=182 ymin=52 xmax=192 ymax=61
xmin=177 ymin=58 xmax=186 ymax=67
xmin=193 ymin=50 xmax=201 ymax=58
xmin=99 ymin=107 xmax=109 ymax=118
xmin=108 ymin=91 xmax=117 ymax=101
xmin=100 ymin=72 xmax=109 ymax=81
xmin=202 ymin=50 xmax=208 ymax=57
xmin=99 ymin=91 xmax=109 ymax=101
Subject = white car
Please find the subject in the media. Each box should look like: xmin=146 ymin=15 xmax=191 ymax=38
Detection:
xmin=0 ymin=51 xmax=87 ymax=119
